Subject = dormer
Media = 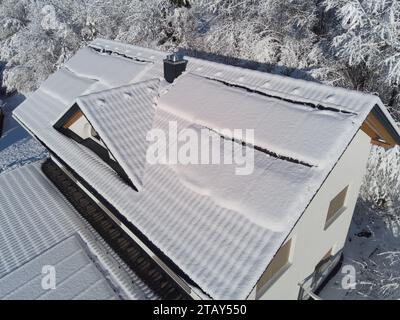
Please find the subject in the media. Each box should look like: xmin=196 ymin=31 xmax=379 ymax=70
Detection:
xmin=53 ymin=78 xmax=160 ymax=191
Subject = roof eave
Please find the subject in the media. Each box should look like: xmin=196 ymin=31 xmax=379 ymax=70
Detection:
xmin=371 ymin=103 xmax=400 ymax=146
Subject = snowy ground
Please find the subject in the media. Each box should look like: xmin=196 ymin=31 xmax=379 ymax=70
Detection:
xmin=320 ymin=199 xmax=400 ymax=300
xmin=0 ymin=93 xmax=48 ymax=174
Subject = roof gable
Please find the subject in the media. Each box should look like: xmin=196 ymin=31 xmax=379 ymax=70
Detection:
xmin=53 ymin=79 xmax=160 ymax=190
xmin=53 ymin=103 xmax=134 ymax=188
xmin=76 ymin=79 xmax=160 ymax=190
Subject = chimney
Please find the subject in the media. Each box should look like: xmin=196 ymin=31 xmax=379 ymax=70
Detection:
xmin=163 ymin=53 xmax=187 ymax=83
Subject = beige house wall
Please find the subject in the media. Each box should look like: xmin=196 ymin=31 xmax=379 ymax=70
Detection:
xmin=253 ymin=129 xmax=372 ymax=300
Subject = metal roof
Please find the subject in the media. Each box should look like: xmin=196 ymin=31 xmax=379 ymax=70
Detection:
xmin=12 ymin=39 xmax=400 ymax=299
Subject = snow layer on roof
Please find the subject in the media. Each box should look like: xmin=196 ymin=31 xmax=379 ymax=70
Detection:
xmin=0 ymin=162 xmax=158 ymax=300
xmin=187 ymin=56 xmax=380 ymax=117
xmin=65 ymin=47 xmax=155 ymax=88
xmin=90 ymin=39 xmax=168 ymax=62
xmin=129 ymin=109 xmax=315 ymax=297
xmin=0 ymin=235 xmax=120 ymax=300
xmin=14 ymin=68 xmax=286 ymax=299
xmin=159 ymin=73 xmax=358 ymax=167
xmin=76 ymin=79 xmax=160 ymax=190
xmin=13 ymin=39 xmax=399 ymax=299
xmin=16 ymin=91 xmax=316 ymax=298
xmin=172 ymin=127 xmax=315 ymax=230
xmin=40 ymin=68 xmax=98 ymax=107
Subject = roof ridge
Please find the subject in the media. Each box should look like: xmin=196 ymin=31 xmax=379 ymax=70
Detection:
xmin=89 ymin=38 xmax=168 ymax=62
xmin=76 ymin=78 xmax=161 ymax=102
xmin=200 ymin=75 xmax=357 ymax=116
xmin=186 ymin=55 xmax=382 ymax=116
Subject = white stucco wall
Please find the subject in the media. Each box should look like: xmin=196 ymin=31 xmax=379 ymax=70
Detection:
xmin=254 ymin=129 xmax=372 ymax=300
xmin=69 ymin=115 xmax=92 ymax=139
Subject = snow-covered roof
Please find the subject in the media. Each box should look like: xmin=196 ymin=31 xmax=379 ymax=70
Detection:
xmin=0 ymin=235 xmax=121 ymax=300
xmin=159 ymin=73 xmax=357 ymax=167
xmin=0 ymin=162 xmax=157 ymax=300
xmin=76 ymin=79 xmax=160 ymax=190
xmin=13 ymin=39 xmax=400 ymax=299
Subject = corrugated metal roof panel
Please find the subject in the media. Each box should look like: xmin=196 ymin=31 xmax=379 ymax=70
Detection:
xmin=77 ymin=79 xmax=160 ymax=190
xmin=0 ymin=235 xmax=120 ymax=300
xmin=0 ymin=162 xmax=157 ymax=300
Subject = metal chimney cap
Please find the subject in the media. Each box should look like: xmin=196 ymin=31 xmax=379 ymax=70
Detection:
xmin=163 ymin=53 xmax=188 ymax=83
xmin=166 ymin=53 xmax=182 ymax=62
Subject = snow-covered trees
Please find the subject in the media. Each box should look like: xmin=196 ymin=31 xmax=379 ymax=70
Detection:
xmin=0 ymin=0 xmax=192 ymax=92
xmin=0 ymin=0 xmax=399 ymax=188
xmin=0 ymin=0 xmax=88 ymax=92
xmin=116 ymin=0 xmax=197 ymax=49
xmin=0 ymin=0 xmax=399 ymax=206
xmin=0 ymin=0 xmax=398 ymax=107
xmin=361 ymin=145 xmax=400 ymax=215
xmin=323 ymin=0 xmax=400 ymax=118
xmin=0 ymin=0 xmax=325 ymax=93
xmin=325 ymin=0 xmax=400 ymax=84
xmin=0 ymin=1 xmax=399 ymax=192
xmin=0 ymin=0 xmax=400 ymax=300
xmin=0 ymin=0 xmax=396 ymax=104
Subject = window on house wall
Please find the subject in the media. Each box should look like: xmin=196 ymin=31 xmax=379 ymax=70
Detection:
xmin=325 ymin=186 xmax=349 ymax=228
xmin=62 ymin=110 xmax=83 ymax=129
xmin=256 ymin=238 xmax=292 ymax=298
xmin=315 ymin=248 xmax=332 ymax=275
xmin=309 ymin=248 xmax=334 ymax=292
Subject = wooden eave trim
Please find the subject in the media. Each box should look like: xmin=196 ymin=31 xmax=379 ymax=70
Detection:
xmin=361 ymin=112 xmax=397 ymax=149
xmin=63 ymin=110 xmax=83 ymax=129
